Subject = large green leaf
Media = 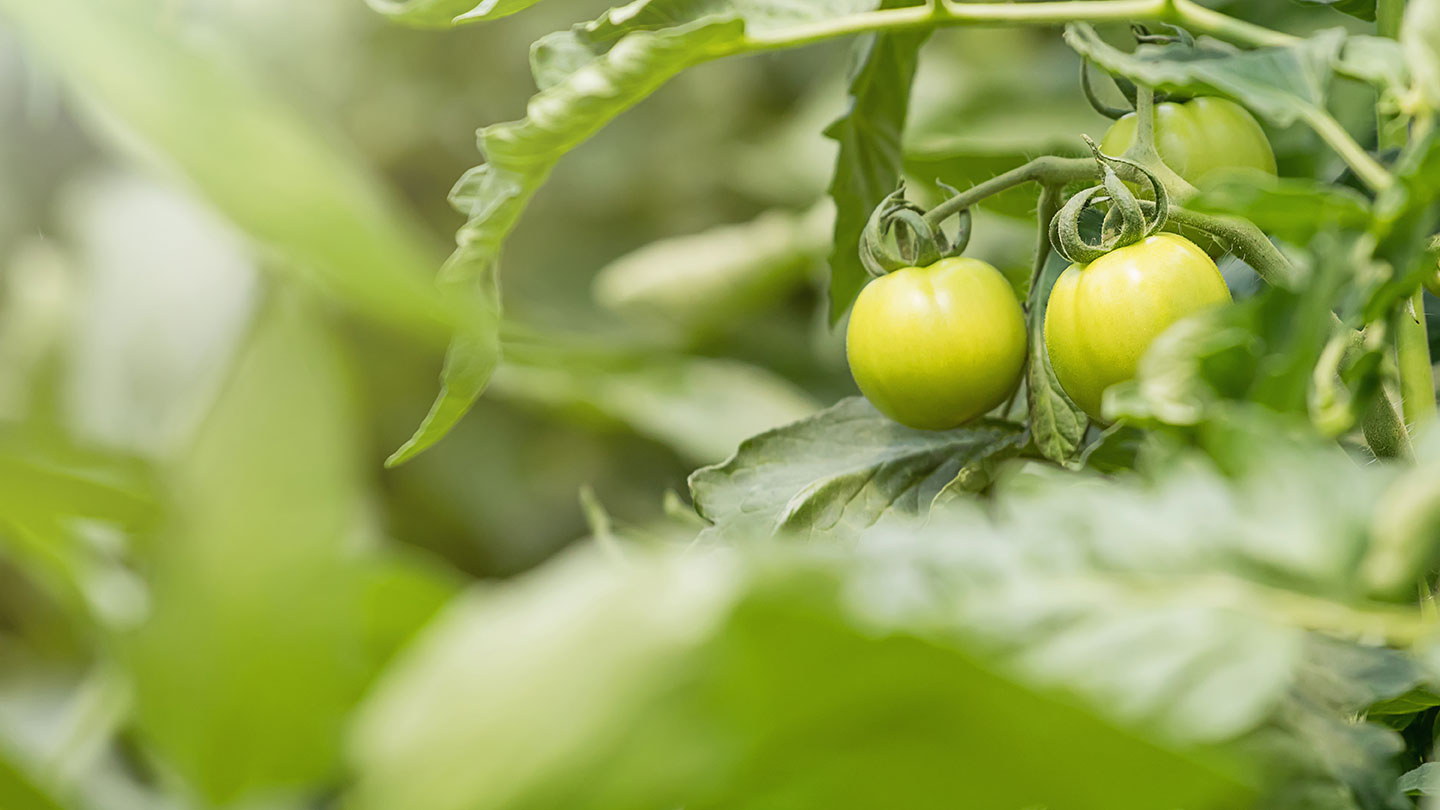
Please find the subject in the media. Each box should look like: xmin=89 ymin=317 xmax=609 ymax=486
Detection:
xmin=824 ymin=0 xmax=928 ymax=323
xmin=349 ymin=547 xmax=1252 ymax=810
xmin=689 ymin=397 xmax=1024 ymax=540
xmin=0 ymin=0 xmax=474 ymax=349
xmin=125 ymin=298 xmax=454 ymax=804
xmin=1064 ymin=24 xmax=1347 ymax=128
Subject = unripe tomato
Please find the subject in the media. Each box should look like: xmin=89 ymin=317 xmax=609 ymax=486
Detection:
xmin=1044 ymin=233 xmax=1232 ymax=420
xmin=1100 ymin=97 xmax=1276 ymax=184
xmin=846 ymin=257 xmax=1026 ymax=430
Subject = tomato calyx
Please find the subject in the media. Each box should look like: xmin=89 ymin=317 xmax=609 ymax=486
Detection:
xmin=1049 ymin=136 xmax=1170 ymax=266
xmin=859 ymin=183 xmax=974 ymax=278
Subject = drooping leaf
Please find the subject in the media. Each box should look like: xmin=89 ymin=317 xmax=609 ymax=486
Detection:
xmin=0 ymin=0 xmax=474 ymax=348
xmin=349 ymin=546 xmax=1254 ymax=810
xmin=824 ymin=0 xmax=929 ymax=323
xmin=689 ymin=397 xmax=1024 ymax=540
xmin=391 ymin=17 xmax=748 ymax=465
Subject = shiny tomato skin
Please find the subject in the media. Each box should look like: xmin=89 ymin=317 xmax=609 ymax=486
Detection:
xmin=846 ymin=257 xmax=1027 ymax=430
xmin=1044 ymin=233 xmax=1232 ymax=420
xmin=1100 ymin=97 xmax=1277 ymax=184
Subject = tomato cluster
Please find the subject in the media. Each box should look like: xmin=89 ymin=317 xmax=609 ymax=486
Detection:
xmin=847 ymin=95 xmax=1267 ymax=430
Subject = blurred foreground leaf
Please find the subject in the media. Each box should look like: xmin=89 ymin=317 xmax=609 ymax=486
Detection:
xmin=125 ymin=297 xmax=454 ymax=804
xmin=349 ymin=547 xmax=1251 ymax=810
xmin=0 ymin=0 xmax=474 ymax=347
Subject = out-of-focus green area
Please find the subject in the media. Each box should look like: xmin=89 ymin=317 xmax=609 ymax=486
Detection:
xmin=0 ymin=0 xmax=1417 ymax=807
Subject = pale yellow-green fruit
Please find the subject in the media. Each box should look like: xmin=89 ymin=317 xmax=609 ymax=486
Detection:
xmin=1044 ymin=233 xmax=1232 ymax=420
xmin=846 ymin=257 xmax=1027 ymax=430
xmin=1100 ymin=97 xmax=1277 ymax=184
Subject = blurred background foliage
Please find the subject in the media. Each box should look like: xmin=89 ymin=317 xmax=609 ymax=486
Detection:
xmin=0 ymin=0 xmax=1424 ymax=807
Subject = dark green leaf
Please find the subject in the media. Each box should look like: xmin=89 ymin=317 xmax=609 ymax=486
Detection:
xmin=1290 ymin=0 xmax=1376 ymax=22
xmin=689 ymin=397 xmax=1024 ymax=540
xmin=1027 ymin=249 xmax=1088 ymax=463
xmin=824 ymin=3 xmax=929 ymax=323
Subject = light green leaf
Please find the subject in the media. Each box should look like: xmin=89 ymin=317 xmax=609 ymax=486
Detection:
xmin=1027 ymin=248 xmax=1087 ymax=463
xmin=0 ymin=0 xmax=474 ymax=348
xmin=366 ymin=0 xmax=544 ymax=28
xmin=689 ymin=397 xmax=1024 ymax=540
xmin=824 ymin=1 xmax=928 ymax=322
xmin=349 ymin=546 xmax=1253 ymax=810
xmin=126 ymin=297 xmax=454 ymax=804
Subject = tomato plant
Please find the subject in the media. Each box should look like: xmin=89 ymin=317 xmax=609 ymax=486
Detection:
xmin=2 ymin=1 xmax=1440 ymax=810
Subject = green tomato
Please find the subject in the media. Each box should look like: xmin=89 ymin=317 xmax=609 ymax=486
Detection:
xmin=1100 ymin=97 xmax=1277 ymax=184
xmin=1044 ymin=233 xmax=1232 ymax=420
xmin=846 ymin=257 xmax=1026 ymax=430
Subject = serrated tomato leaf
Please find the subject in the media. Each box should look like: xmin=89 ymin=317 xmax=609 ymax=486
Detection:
xmin=689 ymin=397 xmax=1024 ymax=540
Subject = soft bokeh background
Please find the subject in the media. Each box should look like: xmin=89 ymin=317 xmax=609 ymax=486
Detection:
xmin=0 ymin=0 xmax=1407 ymax=807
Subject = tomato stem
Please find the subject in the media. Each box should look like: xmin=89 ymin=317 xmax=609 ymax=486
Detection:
xmin=738 ymin=0 xmax=1296 ymax=54
xmin=922 ymin=156 xmax=1096 ymax=233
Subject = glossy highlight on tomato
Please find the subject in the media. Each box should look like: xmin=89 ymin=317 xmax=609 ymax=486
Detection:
xmin=1100 ymin=97 xmax=1276 ymax=184
xmin=846 ymin=257 xmax=1027 ymax=430
xmin=1044 ymin=233 xmax=1232 ymax=420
